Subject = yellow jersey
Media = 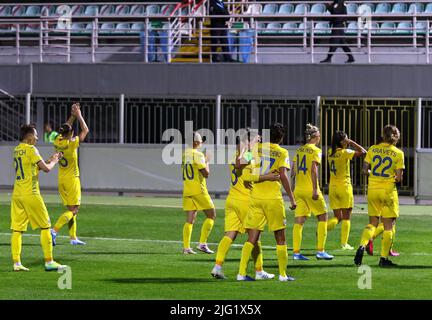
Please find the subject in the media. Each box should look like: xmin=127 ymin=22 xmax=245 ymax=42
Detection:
xmin=12 ymin=143 xmax=43 ymax=197
xmin=328 ymin=148 xmax=355 ymax=186
xmin=294 ymin=143 xmax=322 ymax=191
xmin=228 ymin=152 xmax=252 ymax=201
xmin=54 ymin=135 xmax=80 ymax=179
xmin=182 ymin=148 xmax=208 ymax=196
xmin=364 ymin=143 xmax=405 ymax=189
xmin=249 ymin=143 xmax=290 ymax=200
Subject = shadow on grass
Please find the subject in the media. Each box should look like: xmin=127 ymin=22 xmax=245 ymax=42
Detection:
xmin=82 ymin=251 xmax=174 ymax=255
xmin=0 ymin=243 xmax=40 ymax=247
xmin=379 ymin=265 xmax=432 ymax=270
xmin=105 ymin=277 xmax=214 ymax=284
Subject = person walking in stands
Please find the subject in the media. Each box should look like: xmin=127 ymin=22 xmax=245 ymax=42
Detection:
xmin=209 ymin=0 xmax=235 ymax=62
xmin=320 ymin=0 xmax=355 ymax=64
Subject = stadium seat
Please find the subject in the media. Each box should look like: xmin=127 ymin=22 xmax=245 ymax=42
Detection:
xmin=262 ymin=4 xmax=278 ymax=15
xmin=41 ymin=5 xmax=57 ymax=16
xmin=24 ymin=6 xmax=41 ymax=16
xmin=310 ymin=3 xmax=326 ymax=15
xmin=115 ymin=5 xmax=130 ymax=15
xmin=415 ymin=21 xmax=428 ymax=34
xmin=263 ymin=22 xmax=281 ymax=34
xmin=294 ymin=4 xmax=309 ymax=15
xmin=379 ymin=22 xmax=396 ymax=34
xmin=24 ymin=24 xmax=40 ymax=32
xmin=257 ymin=22 xmax=266 ymax=34
xmin=99 ymin=23 xmax=115 ymax=34
xmin=395 ymin=22 xmax=412 ymax=34
xmin=70 ymin=5 xmax=85 ymax=16
xmin=245 ymin=4 xmax=262 ymax=15
xmin=161 ymin=4 xmax=175 ymax=16
xmin=69 ymin=23 xmax=86 ymax=33
xmin=280 ymin=22 xmax=297 ymax=34
xmin=345 ymin=21 xmax=359 ymax=35
xmin=358 ymin=3 xmax=374 ymax=14
xmin=0 ymin=6 xmax=12 ymax=16
xmin=346 ymin=3 xmax=358 ymax=15
xmin=295 ymin=22 xmax=310 ymax=34
xmin=314 ymin=22 xmax=330 ymax=35
xmin=11 ymin=6 xmax=26 ymax=16
xmin=408 ymin=3 xmax=424 ymax=14
xmin=83 ymin=5 xmax=98 ymax=16
xmin=391 ymin=3 xmax=407 ymax=14
xmin=277 ymin=4 xmax=294 ymax=15
xmin=362 ymin=22 xmax=379 ymax=35
xmin=131 ymin=22 xmax=145 ymax=33
xmin=100 ymin=5 xmax=115 ymax=16
xmin=130 ymin=4 xmax=145 ymax=16
xmin=146 ymin=5 xmax=160 ymax=16
xmin=115 ymin=23 xmax=131 ymax=34
xmin=374 ymin=3 xmax=391 ymax=14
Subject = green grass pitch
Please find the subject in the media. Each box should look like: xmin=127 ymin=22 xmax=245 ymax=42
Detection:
xmin=0 ymin=194 xmax=431 ymax=300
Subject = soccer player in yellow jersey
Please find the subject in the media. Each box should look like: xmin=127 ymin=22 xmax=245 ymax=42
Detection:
xmin=292 ymin=124 xmax=333 ymax=260
xmin=327 ymin=131 xmax=366 ymax=250
xmin=182 ymin=132 xmax=216 ymax=254
xmin=10 ymin=124 xmax=66 ymax=271
xmin=211 ymin=130 xmax=279 ymax=280
xmin=354 ymin=125 xmax=404 ymax=267
xmin=237 ymin=123 xmax=297 ymax=282
xmin=51 ymin=103 xmax=89 ymax=246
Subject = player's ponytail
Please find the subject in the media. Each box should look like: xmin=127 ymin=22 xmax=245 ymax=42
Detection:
xmin=382 ymin=125 xmax=400 ymax=145
xmin=58 ymin=123 xmax=72 ymax=138
xmin=330 ymin=131 xmax=347 ymax=156
xmin=304 ymin=123 xmax=319 ymax=143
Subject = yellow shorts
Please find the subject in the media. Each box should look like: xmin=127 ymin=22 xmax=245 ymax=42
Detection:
xmin=183 ymin=193 xmax=215 ymax=211
xmin=294 ymin=189 xmax=327 ymax=218
xmin=224 ymin=196 xmax=249 ymax=233
xmin=329 ymin=184 xmax=354 ymax=210
xmin=244 ymin=198 xmax=286 ymax=232
xmin=59 ymin=177 xmax=81 ymax=206
xmin=11 ymin=195 xmax=51 ymax=231
xmin=367 ymin=187 xmax=399 ymax=218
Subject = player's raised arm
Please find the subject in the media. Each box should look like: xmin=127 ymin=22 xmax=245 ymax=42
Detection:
xmin=279 ymin=167 xmax=297 ymax=210
xmin=348 ymin=139 xmax=367 ymax=157
xmin=38 ymin=152 xmax=61 ymax=173
xmin=66 ymin=103 xmax=77 ymax=126
xmin=72 ymin=103 xmax=89 ymax=142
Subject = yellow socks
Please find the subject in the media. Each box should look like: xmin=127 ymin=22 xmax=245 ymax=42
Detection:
xmin=317 ymin=221 xmax=328 ymax=252
xmin=40 ymin=228 xmax=53 ymax=262
xmin=11 ymin=231 xmax=22 ymax=264
xmin=238 ymin=242 xmax=254 ymax=276
xmin=199 ymin=218 xmax=214 ymax=244
xmin=341 ymin=220 xmax=351 ymax=245
xmin=215 ymin=236 xmax=233 ymax=266
xmin=373 ymin=223 xmax=384 ymax=239
xmin=68 ymin=216 xmax=77 ymax=240
xmin=327 ymin=217 xmax=339 ymax=231
xmin=381 ymin=230 xmax=393 ymax=258
xmin=360 ymin=224 xmax=376 ymax=246
xmin=183 ymin=223 xmax=193 ymax=249
xmin=54 ymin=211 xmax=74 ymax=233
xmin=252 ymin=241 xmax=263 ymax=271
xmin=293 ymin=224 xmax=303 ymax=253
xmin=276 ymin=245 xmax=288 ymax=277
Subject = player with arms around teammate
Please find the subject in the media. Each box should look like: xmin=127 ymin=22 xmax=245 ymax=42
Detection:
xmin=11 ymin=124 xmax=65 ymax=271
xmin=327 ymin=131 xmax=366 ymax=250
xmin=237 ymin=123 xmax=297 ymax=282
xmin=51 ymin=103 xmax=89 ymax=246
xmin=354 ymin=125 xmax=404 ymax=267
xmin=182 ymin=132 xmax=216 ymax=254
xmin=211 ymin=130 xmax=280 ymax=280
xmin=291 ymin=124 xmax=333 ymax=261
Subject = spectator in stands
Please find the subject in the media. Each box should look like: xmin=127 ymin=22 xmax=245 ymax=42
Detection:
xmin=320 ymin=0 xmax=355 ymax=63
xmin=209 ymin=0 xmax=236 ymax=62
xmin=44 ymin=122 xmax=59 ymax=143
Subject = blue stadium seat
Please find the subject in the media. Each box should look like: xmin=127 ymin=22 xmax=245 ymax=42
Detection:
xmin=415 ymin=21 xmax=428 ymax=34
xmin=277 ymin=4 xmax=294 ymax=15
xmin=262 ymin=4 xmax=278 ymax=15
xmin=130 ymin=4 xmax=145 ymax=16
xmin=257 ymin=22 xmax=266 ymax=34
xmin=100 ymin=5 xmax=115 ymax=16
xmin=84 ymin=5 xmax=98 ymax=16
xmin=359 ymin=3 xmax=374 ymax=14
xmin=0 ymin=6 xmax=12 ymax=16
xmin=408 ymin=3 xmax=424 ymax=14
xmin=115 ymin=5 xmax=130 ymax=15
xmin=314 ymin=22 xmax=330 ymax=34
xmin=295 ymin=22 xmax=310 ymax=34
xmin=41 ymin=5 xmax=57 ymax=16
xmin=280 ymin=22 xmax=297 ymax=34
xmin=294 ymin=4 xmax=309 ymax=15
xmin=362 ymin=22 xmax=379 ymax=35
xmin=115 ymin=23 xmax=131 ymax=33
xmin=310 ymin=3 xmax=326 ymax=15
xmin=346 ymin=3 xmax=358 ymax=15
xmin=391 ymin=3 xmax=407 ymax=14
xmin=24 ymin=5 xmax=41 ymax=16
xmin=245 ymin=4 xmax=262 ymax=15
xmin=12 ymin=6 xmax=26 ymax=16
xmin=69 ymin=23 xmax=86 ymax=33
xmin=263 ymin=22 xmax=281 ymax=33
xmin=375 ymin=3 xmax=391 ymax=14
xmin=161 ymin=4 xmax=175 ymax=16
xmin=70 ymin=5 xmax=85 ymax=16
xmin=425 ymin=3 xmax=432 ymax=13
xmin=100 ymin=23 xmax=115 ymax=34
xmin=131 ymin=22 xmax=145 ymax=33
xmin=146 ymin=5 xmax=160 ymax=16
xmin=345 ymin=21 xmax=358 ymax=35
xmin=395 ymin=22 xmax=412 ymax=34
xmin=379 ymin=22 xmax=396 ymax=34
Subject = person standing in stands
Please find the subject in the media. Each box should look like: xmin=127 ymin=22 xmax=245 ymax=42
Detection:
xmin=209 ymin=0 xmax=235 ymax=62
xmin=43 ymin=122 xmax=58 ymax=144
xmin=320 ymin=0 xmax=355 ymax=63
